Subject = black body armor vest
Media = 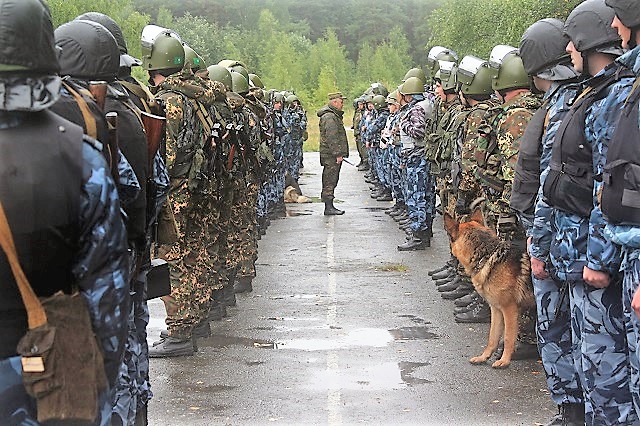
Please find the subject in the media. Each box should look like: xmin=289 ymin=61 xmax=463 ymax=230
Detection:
xmin=0 ymin=111 xmax=83 ymax=358
xmin=510 ymin=105 xmax=547 ymax=215
xmin=602 ymin=80 xmax=640 ymax=225
xmin=543 ymin=72 xmax=626 ymax=218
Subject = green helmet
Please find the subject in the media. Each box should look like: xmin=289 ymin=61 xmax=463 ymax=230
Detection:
xmin=273 ymin=92 xmax=285 ymax=104
xmin=218 ymin=59 xmax=247 ymax=69
xmin=249 ymin=73 xmax=264 ymax=89
xmin=489 ymin=45 xmax=529 ymax=92
xmin=399 ymin=76 xmax=424 ymax=95
xmin=207 ymin=64 xmax=232 ymax=90
xmin=141 ymin=26 xmax=184 ymax=72
xmin=230 ymin=71 xmax=249 ymax=94
xmin=403 ymin=67 xmax=427 ymax=83
xmin=183 ymin=44 xmax=205 ymax=71
xmin=286 ymin=94 xmax=299 ymax=105
xmin=386 ymin=90 xmax=400 ymax=104
xmin=435 ymin=60 xmax=458 ymax=92
xmin=369 ymin=82 xmax=389 ymax=98
xmin=371 ymin=94 xmax=387 ymax=109
xmin=230 ymin=64 xmax=249 ymax=81
xmin=426 ymin=46 xmax=458 ymax=78
xmin=457 ymin=55 xmax=495 ymax=97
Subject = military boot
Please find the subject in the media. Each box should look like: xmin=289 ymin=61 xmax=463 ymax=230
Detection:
xmin=397 ymin=230 xmax=427 ymax=251
xmin=224 ymin=269 xmax=238 ymax=307
xmin=376 ymin=190 xmax=393 ymax=202
xmin=437 ymin=276 xmax=463 ymax=292
xmin=149 ymin=336 xmax=194 ymax=358
xmin=234 ymin=276 xmax=253 ymax=293
xmin=495 ymin=342 xmax=539 ymax=361
xmin=544 ymin=403 xmax=585 ymax=426
xmin=389 ymin=205 xmax=406 ymax=217
xmin=454 ymin=299 xmax=491 ymax=323
xmin=455 ymin=291 xmax=481 ymax=308
xmin=208 ymin=289 xmax=227 ymax=321
xmin=440 ymin=281 xmax=474 ymax=300
xmin=432 ymin=266 xmax=454 ymax=281
xmin=324 ymin=199 xmax=344 ymax=215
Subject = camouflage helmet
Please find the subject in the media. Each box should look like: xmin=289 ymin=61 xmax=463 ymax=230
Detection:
xmin=0 ymin=0 xmax=60 ymax=74
xmin=140 ymin=25 xmax=184 ymax=72
xmin=435 ymin=60 xmax=458 ymax=93
xmin=520 ymin=18 xmax=578 ymax=80
xmin=183 ymin=44 xmax=206 ymax=71
xmin=371 ymin=94 xmax=387 ymax=109
xmin=249 ymin=73 xmax=265 ymax=89
xmin=490 ymin=47 xmax=529 ymax=92
xmin=230 ymin=71 xmax=250 ymax=94
xmin=207 ymin=65 xmax=232 ymax=90
xmin=386 ymin=90 xmax=401 ymax=105
xmin=403 ymin=67 xmax=427 ymax=83
xmin=399 ymin=76 xmax=424 ymax=95
xmin=457 ymin=56 xmax=495 ymax=97
xmin=564 ymin=0 xmax=623 ymax=55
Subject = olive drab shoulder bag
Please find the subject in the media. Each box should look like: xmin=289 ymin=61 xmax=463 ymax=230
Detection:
xmin=0 ymin=201 xmax=107 ymax=424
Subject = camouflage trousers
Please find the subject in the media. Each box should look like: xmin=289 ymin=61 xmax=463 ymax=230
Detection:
xmin=237 ymin=172 xmax=259 ymax=279
xmin=161 ymin=183 xmax=214 ymax=338
xmin=111 ymin=271 xmax=152 ymax=425
xmin=0 ymin=355 xmax=114 ymax=425
xmin=355 ymin=136 xmax=368 ymax=165
xmin=284 ymin=138 xmax=302 ymax=181
xmin=372 ymin=147 xmax=386 ymax=188
xmin=389 ymin=145 xmax=404 ymax=203
xmin=321 ymin=161 xmax=342 ymax=201
xmin=402 ymin=152 xmax=434 ymax=232
xmin=570 ymin=277 xmax=637 ymax=425
xmin=379 ymin=147 xmax=391 ymax=190
xmin=622 ymin=248 xmax=640 ymax=417
xmin=531 ymin=270 xmax=583 ymax=406
xmin=224 ymin=174 xmax=256 ymax=274
xmin=367 ymin=146 xmax=379 ymax=180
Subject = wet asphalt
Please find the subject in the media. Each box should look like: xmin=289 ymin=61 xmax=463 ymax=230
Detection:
xmin=147 ymin=151 xmax=553 ymax=426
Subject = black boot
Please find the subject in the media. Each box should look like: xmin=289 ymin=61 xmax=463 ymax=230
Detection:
xmin=397 ymin=231 xmax=427 ymax=251
xmin=376 ymin=190 xmax=393 ymax=202
xmin=209 ymin=289 xmax=227 ymax=321
xmin=234 ymin=276 xmax=254 ymax=293
xmin=454 ymin=299 xmax=491 ymax=323
xmin=544 ymin=403 xmax=585 ymax=426
xmin=149 ymin=336 xmax=194 ymax=358
xmin=324 ymin=199 xmax=344 ymax=215
xmin=223 ymin=269 xmax=237 ymax=307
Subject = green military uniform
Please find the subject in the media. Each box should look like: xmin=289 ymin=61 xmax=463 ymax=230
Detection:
xmin=318 ymin=97 xmax=349 ymax=202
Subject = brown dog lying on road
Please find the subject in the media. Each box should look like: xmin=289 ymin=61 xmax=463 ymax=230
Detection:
xmin=443 ymin=210 xmax=535 ymax=369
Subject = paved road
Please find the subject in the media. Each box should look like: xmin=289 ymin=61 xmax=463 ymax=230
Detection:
xmin=147 ymin=151 xmax=553 ymax=426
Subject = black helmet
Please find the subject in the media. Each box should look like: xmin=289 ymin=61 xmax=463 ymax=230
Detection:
xmin=0 ymin=0 xmax=60 ymax=74
xmin=55 ymin=20 xmax=120 ymax=81
xmin=564 ymin=0 xmax=623 ymax=55
xmin=605 ymin=0 xmax=640 ymax=30
xmin=75 ymin=12 xmax=141 ymax=68
xmin=520 ymin=19 xmax=579 ymax=81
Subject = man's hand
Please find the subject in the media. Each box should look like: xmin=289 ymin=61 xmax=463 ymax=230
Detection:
xmin=631 ymin=286 xmax=640 ymax=319
xmin=583 ymin=266 xmax=610 ymax=288
xmin=531 ymin=257 xmax=549 ymax=280
xmin=336 ymin=156 xmax=343 ymax=164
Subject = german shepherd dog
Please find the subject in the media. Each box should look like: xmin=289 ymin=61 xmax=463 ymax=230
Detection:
xmin=443 ymin=210 xmax=535 ymax=368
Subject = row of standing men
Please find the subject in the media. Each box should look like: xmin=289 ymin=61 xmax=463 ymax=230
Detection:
xmin=0 ymin=3 xmax=308 ymax=425
xmin=354 ymin=0 xmax=640 ymax=425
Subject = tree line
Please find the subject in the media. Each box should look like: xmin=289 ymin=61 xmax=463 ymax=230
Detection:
xmin=50 ymin=0 xmax=583 ymax=110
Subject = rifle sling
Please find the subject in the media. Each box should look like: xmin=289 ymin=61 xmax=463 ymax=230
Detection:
xmin=62 ymin=81 xmax=98 ymax=140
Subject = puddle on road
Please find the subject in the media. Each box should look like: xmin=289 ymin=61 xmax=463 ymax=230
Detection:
xmin=389 ymin=326 xmax=438 ymax=341
xmin=310 ymin=361 xmax=431 ymax=390
xmin=200 ymin=334 xmax=278 ymax=349
xmin=398 ymin=314 xmax=431 ymax=325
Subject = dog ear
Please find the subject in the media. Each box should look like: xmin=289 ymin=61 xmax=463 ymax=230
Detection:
xmin=443 ymin=213 xmax=459 ymax=241
xmin=469 ymin=208 xmax=484 ymax=225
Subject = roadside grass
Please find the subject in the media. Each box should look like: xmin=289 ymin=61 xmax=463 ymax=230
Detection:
xmin=376 ymin=263 xmax=409 ymax=273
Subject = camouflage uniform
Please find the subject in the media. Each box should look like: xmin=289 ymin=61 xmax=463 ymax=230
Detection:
xmin=537 ymin=62 xmax=636 ymax=425
xmin=399 ymin=96 xmax=434 ymax=233
xmin=476 ymin=91 xmax=541 ymax=346
xmin=527 ymin=83 xmax=583 ymax=407
xmin=287 ymin=103 xmax=307 ymax=180
xmin=352 ymin=105 xmax=367 ymax=166
xmin=155 ymin=69 xmax=219 ymax=339
xmin=362 ymin=108 xmax=378 ymax=180
xmin=382 ymin=110 xmax=402 ymax=203
xmin=367 ymin=108 xmax=390 ymax=189
xmin=318 ymin=103 xmax=349 ymax=201
xmin=603 ymin=45 xmax=640 ymax=418
xmin=270 ymin=108 xmax=289 ymax=210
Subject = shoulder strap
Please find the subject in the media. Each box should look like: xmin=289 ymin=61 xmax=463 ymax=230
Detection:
xmin=189 ymin=98 xmax=214 ymax=137
xmin=62 ymin=81 xmax=98 ymax=139
xmin=120 ymin=79 xmax=156 ymax=114
xmin=0 ymin=202 xmax=47 ymax=329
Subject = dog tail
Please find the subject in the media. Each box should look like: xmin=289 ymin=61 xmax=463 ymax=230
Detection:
xmin=515 ymin=252 xmax=535 ymax=308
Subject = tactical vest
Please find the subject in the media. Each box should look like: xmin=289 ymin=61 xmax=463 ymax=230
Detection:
xmin=0 ymin=111 xmax=83 ymax=359
xmin=510 ymin=105 xmax=547 ymax=215
xmin=602 ymin=78 xmax=640 ymax=225
xmin=543 ymin=70 xmax=632 ymax=218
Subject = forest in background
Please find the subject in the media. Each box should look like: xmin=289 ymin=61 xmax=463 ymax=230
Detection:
xmin=50 ymin=0 xmax=583 ymax=109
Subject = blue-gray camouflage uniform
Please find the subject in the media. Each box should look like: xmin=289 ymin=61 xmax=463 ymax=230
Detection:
xmin=604 ymin=45 xmax=640 ymax=418
xmin=383 ymin=111 xmax=403 ymax=202
xmin=287 ymin=104 xmax=306 ymax=181
xmin=0 ymin=112 xmax=130 ymax=425
xmin=528 ymin=82 xmax=584 ymax=407
xmin=367 ymin=108 xmax=389 ymax=188
xmin=535 ymin=62 xmax=636 ymax=425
